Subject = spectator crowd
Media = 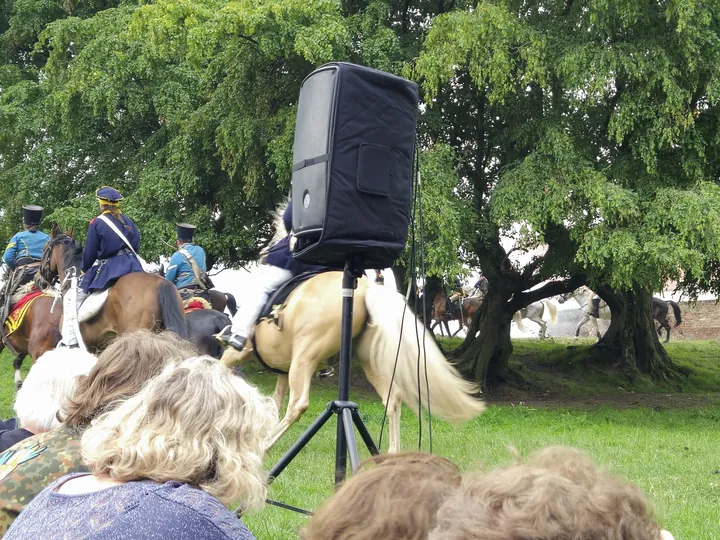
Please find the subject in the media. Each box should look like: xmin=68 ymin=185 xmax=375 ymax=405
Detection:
xmin=0 ymin=330 xmax=674 ymax=539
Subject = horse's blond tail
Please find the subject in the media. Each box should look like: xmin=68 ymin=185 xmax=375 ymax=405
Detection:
xmin=545 ymin=300 xmax=558 ymax=324
xmin=357 ymin=285 xmax=485 ymax=424
xmin=513 ymin=311 xmax=530 ymax=333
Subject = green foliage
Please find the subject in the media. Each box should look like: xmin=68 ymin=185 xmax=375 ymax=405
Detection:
xmin=399 ymin=143 xmax=473 ymax=278
xmin=415 ymin=0 xmax=720 ymax=294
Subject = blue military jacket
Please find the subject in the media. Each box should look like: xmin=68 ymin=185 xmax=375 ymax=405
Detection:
xmin=165 ymin=243 xmax=207 ymax=288
xmin=81 ymin=211 xmax=143 ymax=293
xmin=3 ymin=230 xmax=49 ymax=269
xmin=265 ymin=203 xmax=327 ymax=275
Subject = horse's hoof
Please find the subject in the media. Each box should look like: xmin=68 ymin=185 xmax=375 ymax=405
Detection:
xmin=318 ymin=367 xmax=335 ymax=379
xmin=14 ymin=380 xmax=23 ymax=391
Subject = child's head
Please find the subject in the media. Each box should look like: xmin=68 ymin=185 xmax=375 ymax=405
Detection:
xmin=302 ymin=452 xmax=461 ymax=540
xmin=430 ymin=446 xmax=662 ymax=540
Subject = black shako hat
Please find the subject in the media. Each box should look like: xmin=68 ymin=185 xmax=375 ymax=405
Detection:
xmin=177 ymin=223 xmax=196 ymax=243
xmin=22 ymin=205 xmax=43 ymax=225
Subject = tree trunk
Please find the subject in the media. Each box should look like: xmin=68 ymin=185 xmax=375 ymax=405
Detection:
xmin=449 ymin=288 xmax=524 ymax=390
xmin=596 ymin=286 xmax=680 ymax=381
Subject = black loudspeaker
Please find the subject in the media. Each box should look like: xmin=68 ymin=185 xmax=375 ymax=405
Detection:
xmin=290 ymin=62 xmax=419 ymax=270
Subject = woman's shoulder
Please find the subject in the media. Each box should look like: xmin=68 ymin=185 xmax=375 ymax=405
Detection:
xmin=147 ymin=482 xmax=255 ymax=539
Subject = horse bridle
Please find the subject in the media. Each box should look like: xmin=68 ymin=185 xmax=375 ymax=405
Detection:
xmin=39 ymin=234 xmax=83 ymax=290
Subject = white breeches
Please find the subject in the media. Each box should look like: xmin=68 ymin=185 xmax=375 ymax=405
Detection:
xmin=230 ymin=265 xmax=293 ymax=338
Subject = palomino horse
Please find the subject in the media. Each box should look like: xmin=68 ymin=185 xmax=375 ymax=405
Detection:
xmin=559 ymin=287 xmax=682 ymax=342
xmin=41 ymin=230 xmax=187 ymax=351
xmin=512 ymin=300 xmax=558 ymax=339
xmin=220 ymin=275 xmax=485 ymax=453
xmin=431 ymin=288 xmax=483 ymax=337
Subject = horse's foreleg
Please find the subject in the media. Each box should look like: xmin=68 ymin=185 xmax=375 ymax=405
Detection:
xmin=530 ymin=317 xmax=547 ymax=339
xmin=591 ymin=316 xmax=601 ymax=340
xmin=266 ymin=354 xmax=318 ymax=451
xmin=13 ymin=354 xmax=25 ymax=390
xmin=575 ymin=314 xmax=590 ymax=338
xmin=272 ymin=374 xmax=289 ymax=414
xmin=220 ymin=346 xmax=252 ymax=369
xmin=443 ymin=320 xmax=451 ymax=337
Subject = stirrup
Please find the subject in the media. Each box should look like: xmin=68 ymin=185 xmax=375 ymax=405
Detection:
xmin=214 ymin=324 xmax=232 ymax=341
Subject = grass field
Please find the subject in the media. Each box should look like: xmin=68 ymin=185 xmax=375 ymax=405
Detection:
xmin=2 ymin=338 xmax=720 ymax=539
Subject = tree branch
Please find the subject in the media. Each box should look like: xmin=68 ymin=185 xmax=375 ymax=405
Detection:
xmin=508 ymin=274 xmax=585 ymax=312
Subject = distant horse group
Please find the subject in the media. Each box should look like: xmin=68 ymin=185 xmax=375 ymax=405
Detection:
xmin=429 ymin=279 xmax=683 ymax=343
xmin=559 ymin=287 xmax=682 ymax=342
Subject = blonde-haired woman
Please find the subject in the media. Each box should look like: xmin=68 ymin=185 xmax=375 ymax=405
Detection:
xmin=6 ymin=357 xmax=277 ymax=539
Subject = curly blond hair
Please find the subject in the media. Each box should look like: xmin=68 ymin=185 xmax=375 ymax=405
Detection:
xmin=81 ymin=356 xmax=277 ymax=510
xmin=429 ymin=446 xmax=662 ymax=540
xmin=302 ymin=452 xmax=461 ymax=540
xmin=60 ymin=330 xmax=197 ymax=430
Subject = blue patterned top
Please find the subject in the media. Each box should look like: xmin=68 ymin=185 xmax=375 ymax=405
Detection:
xmin=5 ymin=473 xmax=255 ymax=539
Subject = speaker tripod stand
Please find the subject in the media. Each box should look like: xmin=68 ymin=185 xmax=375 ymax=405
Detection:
xmin=263 ymin=258 xmax=379 ymax=515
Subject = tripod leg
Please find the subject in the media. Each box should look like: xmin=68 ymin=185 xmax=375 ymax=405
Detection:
xmin=335 ymin=411 xmax=348 ymax=485
xmin=342 ymin=408 xmax=361 ymax=472
xmin=351 ymin=409 xmax=379 ymax=455
xmin=268 ymin=403 xmax=335 ymax=483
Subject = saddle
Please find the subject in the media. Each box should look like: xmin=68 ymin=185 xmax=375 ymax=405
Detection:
xmin=78 ymin=288 xmax=111 ymax=323
xmin=258 ymin=269 xmax=333 ymax=325
xmin=250 ymin=269 xmax=332 ymax=375
xmin=590 ymin=296 xmax=604 ymax=318
xmin=444 ymin=297 xmax=462 ymax=317
xmin=0 ymin=265 xmax=41 ymax=331
xmin=184 ymin=297 xmax=211 ymax=313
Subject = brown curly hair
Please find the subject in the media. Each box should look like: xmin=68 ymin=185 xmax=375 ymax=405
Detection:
xmin=429 ymin=446 xmax=662 ymax=540
xmin=302 ymin=452 xmax=461 ymax=540
xmin=59 ymin=330 xmax=197 ymax=430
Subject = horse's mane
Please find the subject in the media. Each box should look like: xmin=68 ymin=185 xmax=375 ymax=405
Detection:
xmin=41 ymin=233 xmax=83 ymax=282
xmin=259 ymin=198 xmax=289 ymax=261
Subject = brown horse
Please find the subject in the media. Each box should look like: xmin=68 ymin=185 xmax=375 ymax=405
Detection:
xmin=431 ymin=288 xmax=483 ymax=337
xmin=41 ymin=230 xmax=187 ymax=352
xmin=0 ymin=291 xmax=62 ymax=389
xmin=221 ymin=273 xmax=485 ymax=453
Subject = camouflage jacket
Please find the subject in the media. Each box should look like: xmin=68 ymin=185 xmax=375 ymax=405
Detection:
xmin=0 ymin=428 xmax=86 ymax=536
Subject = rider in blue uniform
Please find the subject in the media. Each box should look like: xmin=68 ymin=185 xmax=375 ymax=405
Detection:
xmin=165 ymin=223 xmax=209 ymax=301
xmin=217 ymin=201 xmax=326 ymax=351
xmin=3 ymin=206 xmax=49 ymax=275
xmin=76 ymin=187 xmax=144 ymax=307
xmin=1 ymin=206 xmax=49 ymax=310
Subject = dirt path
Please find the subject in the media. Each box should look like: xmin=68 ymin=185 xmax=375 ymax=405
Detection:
xmin=486 ymin=391 xmax=720 ymax=409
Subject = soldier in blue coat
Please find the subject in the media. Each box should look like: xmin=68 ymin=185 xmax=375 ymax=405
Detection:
xmin=1 ymin=206 xmax=50 ymax=309
xmin=3 ymin=206 xmax=49 ymax=273
xmin=76 ymin=187 xmax=144 ymax=307
xmin=165 ymin=223 xmax=209 ymax=301
xmin=217 ymin=201 xmax=326 ymax=351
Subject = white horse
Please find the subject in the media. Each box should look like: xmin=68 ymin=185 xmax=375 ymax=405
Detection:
xmin=512 ymin=300 xmax=558 ymax=339
xmin=557 ymin=286 xmax=610 ymax=339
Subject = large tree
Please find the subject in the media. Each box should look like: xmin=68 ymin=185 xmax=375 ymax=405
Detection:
xmin=414 ymin=0 xmax=720 ymax=384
